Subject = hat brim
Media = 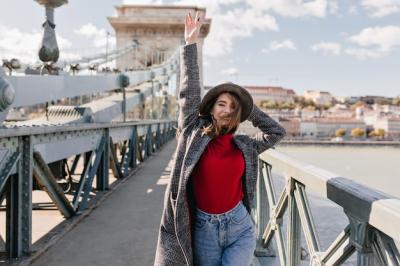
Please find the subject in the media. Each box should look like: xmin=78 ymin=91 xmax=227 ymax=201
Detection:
xmin=200 ymin=82 xmax=253 ymax=122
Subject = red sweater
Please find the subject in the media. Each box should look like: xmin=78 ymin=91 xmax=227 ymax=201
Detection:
xmin=192 ymin=133 xmax=245 ymax=214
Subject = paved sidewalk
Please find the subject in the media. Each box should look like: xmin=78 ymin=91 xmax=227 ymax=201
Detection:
xmin=32 ymin=140 xmax=176 ymax=266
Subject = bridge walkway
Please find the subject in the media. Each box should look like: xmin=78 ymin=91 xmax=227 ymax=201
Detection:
xmin=31 ymin=140 xmax=175 ymax=266
xmin=29 ymin=138 xmax=352 ymax=266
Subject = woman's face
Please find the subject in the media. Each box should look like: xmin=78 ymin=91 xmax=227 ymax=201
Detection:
xmin=210 ymin=93 xmax=237 ymax=127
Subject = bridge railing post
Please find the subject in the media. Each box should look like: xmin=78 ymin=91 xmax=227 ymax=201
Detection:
xmin=254 ymin=160 xmax=275 ymax=257
xmin=346 ymin=212 xmax=378 ymax=266
xmin=6 ymin=136 xmax=33 ymax=258
xmin=96 ymin=128 xmax=110 ymax=191
xmin=287 ymin=177 xmax=301 ymax=266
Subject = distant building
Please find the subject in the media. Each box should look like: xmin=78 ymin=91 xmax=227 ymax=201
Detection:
xmin=301 ymin=117 xmax=366 ymax=138
xmin=300 ymin=107 xmax=320 ymax=119
xmin=243 ymin=86 xmax=296 ymax=104
xmin=303 ymin=90 xmax=332 ymax=105
xmin=359 ymin=95 xmax=392 ymax=105
xmin=346 ymin=96 xmax=360 ymax=104
xmin=334 ymin=96 xmax=347 ymax=104
xmin=278 ymin=117 xmax=301 ymax=137
xmin=323 ymin=104 xmax=354 ymax=118
xmin=372 ymin=104 xmax=400 ymax=115
xmin=373 ymin=117 xmax=400 ymax=138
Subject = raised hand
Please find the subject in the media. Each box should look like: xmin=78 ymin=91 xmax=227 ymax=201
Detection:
xmin=184 ymin=11 xmax=204 ymax=45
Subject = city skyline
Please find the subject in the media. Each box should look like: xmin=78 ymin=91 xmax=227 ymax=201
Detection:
xmin=0 ymin=0 xmax=399 ymax=97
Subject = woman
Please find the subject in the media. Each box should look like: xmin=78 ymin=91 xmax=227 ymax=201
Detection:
xmin=155 ymin=11 xmax=286 ymax=266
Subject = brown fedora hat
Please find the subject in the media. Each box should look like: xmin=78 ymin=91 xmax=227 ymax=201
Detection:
xmin=200 ymin=82 xmax=253 ymax=122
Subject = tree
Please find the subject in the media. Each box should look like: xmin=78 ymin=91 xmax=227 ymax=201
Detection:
xmin=351 ymin=128 xmax=365 ymax=138
xmin=368 ymin=128 xmax=385 ymax=139
xmin=350 ymin=101 xmax=367 ymax=110
xmin=335 ymin=128 xmax=346 ymax=137
xmin=376 ymin=128 xmax=386 ymax=138
xmin=392 ymin=97 xmax=400 ymax=106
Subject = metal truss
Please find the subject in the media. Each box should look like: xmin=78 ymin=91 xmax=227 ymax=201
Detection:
xmin=254 ymin=151 xmax=400 ymax=266
xmin=0 ymin=120 xmax=176 ymax=258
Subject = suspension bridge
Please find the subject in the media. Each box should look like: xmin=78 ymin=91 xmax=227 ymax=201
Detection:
xmin=0 ymin=2 xmax=399 ymax=265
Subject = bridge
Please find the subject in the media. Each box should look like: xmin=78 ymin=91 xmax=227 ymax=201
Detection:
xmin=0 ymin=2 xmax=399 ymax=266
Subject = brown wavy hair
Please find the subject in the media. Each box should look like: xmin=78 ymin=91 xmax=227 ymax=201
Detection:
xmin=200 ymin=92 xmax=242 ymax=138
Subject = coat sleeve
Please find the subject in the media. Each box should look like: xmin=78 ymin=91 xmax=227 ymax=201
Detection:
xmin=246 ymin=105 xmax=286 ymax=154
xmin=177 ymin=43 xmax=201 ymax=132
xmin=155 ymin=182 xmax=187 ymax=265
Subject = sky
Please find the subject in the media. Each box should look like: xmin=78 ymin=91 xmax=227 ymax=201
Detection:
xmin=0 ymin=0 xmax=399 ymax=98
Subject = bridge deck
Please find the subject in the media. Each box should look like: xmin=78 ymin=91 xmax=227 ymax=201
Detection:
xmin=28 ymin=139 xmax=356 ymax=266
xmin=32 ymin=140 xmax=175 ymax=266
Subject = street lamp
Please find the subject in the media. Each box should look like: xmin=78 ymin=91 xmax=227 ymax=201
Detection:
xmin=35 ymin=0 xmax=68 ymax=64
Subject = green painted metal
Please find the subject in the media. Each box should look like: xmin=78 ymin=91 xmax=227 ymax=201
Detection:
xmin=96 ymin=129 xmax=109 ymax=191
xmin=0 ymin=120 xmax=176 ymax=259
xmin=78 ymin=136 xmax=106 ymax=211
xmin=109 ymin=138 xmax=123 ymax=179
xmin=72 ymin=151 xmax=94 ymax=210
xmin=0 ymin=151 xmax=20 ymax=197
xmin=6 ymin=136 xmax=33 ymax=257
xmin=32 ymin=151 xmax=75 ymax=218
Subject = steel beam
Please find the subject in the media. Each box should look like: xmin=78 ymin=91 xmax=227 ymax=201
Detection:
xmin=254 ymin=160 xmax=274 ymax=257
xmin=32 ymin=151 xmax=74 ymax=218
xmin=321 ymin=225 xmax=355 ymax=265
xmin=0 ymin=151 xmax=20 ymax=197
xmin=287 ymin=178 xmax=301 ymax=266
xmin=96 ymin=129 xmax=109 ymax=191
xmin=109 ymin=138 xmax=123 ymax=179
xmin=72 ymin=151 xmax=94 ymax=210
xmin=78 ymin=136 xmax=106 ymax=211
xmin=6 ymin=136 xmax=32 ymax=257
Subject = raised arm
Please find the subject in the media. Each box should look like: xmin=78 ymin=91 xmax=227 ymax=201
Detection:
xmin=178 ymin=12 xmax=204 ymax=131
xmin=247 ymin=105 xmax=286 ymax=154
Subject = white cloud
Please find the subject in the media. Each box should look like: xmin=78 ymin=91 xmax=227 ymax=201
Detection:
xmin=206 ymin=8 xmax=278 ymax=57
xmin=262 ymin=39 xmax=296 ymax=53
xmin=348 ymin=5 xmax=359 ymax=15
xmin=172 ymin=0 xmax=338 ymax=57
xmin=74 ymin=23 xmax=116 ymax=49
xmin=221 ymin=67 xmax=239 ymax=76
xmin=247 ymin=0 xmax=331 ymax=18
xmin=361 ymin=0 xmax=400 ymax=17
xmin=122 ymin=0 xmax=163 ymax=4
xmin=312 ymin=42 xmax=341 ymax=55
xmin=344 ymin=48 xmax=387 ymax=59
xmin=348 ymin=25 xmax=400 ymax=52
xmin=0 ymin=24 xmax=75 ymax=64
xmin=173 ymin=1 xmax=278 ymax=57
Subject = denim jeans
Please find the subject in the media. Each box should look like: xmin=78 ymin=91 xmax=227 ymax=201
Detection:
xmin=193 ymin=201 xmax=257 ymax=266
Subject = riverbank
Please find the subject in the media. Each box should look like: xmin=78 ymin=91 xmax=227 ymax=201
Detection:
xmin=280 ymin=139 xmax=400 ymax=146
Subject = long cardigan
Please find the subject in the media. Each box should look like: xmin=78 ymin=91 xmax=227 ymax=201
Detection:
xmin=154 ymin=43 xmax=286 ymax=266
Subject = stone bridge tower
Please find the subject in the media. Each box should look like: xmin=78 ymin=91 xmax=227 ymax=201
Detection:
xmin=108 ymin=5 xmax=211 ymax=90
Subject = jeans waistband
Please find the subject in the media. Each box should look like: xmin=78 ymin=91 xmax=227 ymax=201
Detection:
xmin=196 ymin=201 xmax=245 ymax=219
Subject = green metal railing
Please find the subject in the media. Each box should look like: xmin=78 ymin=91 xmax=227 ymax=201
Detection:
xmin=0 ymin=120 xmax=176 ymax=258
xmin=254 ymin=149 xmax=400 ymax=266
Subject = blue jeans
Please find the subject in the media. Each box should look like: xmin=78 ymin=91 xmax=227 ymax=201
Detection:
xmin=193 ymin=201 xmax=257 ymax=266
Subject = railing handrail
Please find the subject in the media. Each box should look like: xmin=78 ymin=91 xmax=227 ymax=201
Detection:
xmin=259 ymin=149 xmax=400 ymax=242
xmin=0 ymin=119 xmax=177 ymax=138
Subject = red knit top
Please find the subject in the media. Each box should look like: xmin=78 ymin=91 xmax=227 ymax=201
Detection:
xmin=192 ymin=133 xmax=245 ymax=214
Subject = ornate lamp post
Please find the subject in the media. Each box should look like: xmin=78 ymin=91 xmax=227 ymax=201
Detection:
xmin=35 ymin=0 xmax=68 ymax=64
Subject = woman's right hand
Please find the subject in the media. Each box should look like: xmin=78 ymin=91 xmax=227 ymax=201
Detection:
xmin=185 ymin=11 xmax=204 ymax=45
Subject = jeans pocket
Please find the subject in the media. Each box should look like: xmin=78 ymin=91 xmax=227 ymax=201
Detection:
xmin=231 ymin=208 xmax=249 ymax=225
xmin=194 ymin=215 xmax=208 ymax=229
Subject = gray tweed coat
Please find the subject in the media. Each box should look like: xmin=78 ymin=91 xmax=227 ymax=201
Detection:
xmin=154 ymin=43 xmax=286 ymax=266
